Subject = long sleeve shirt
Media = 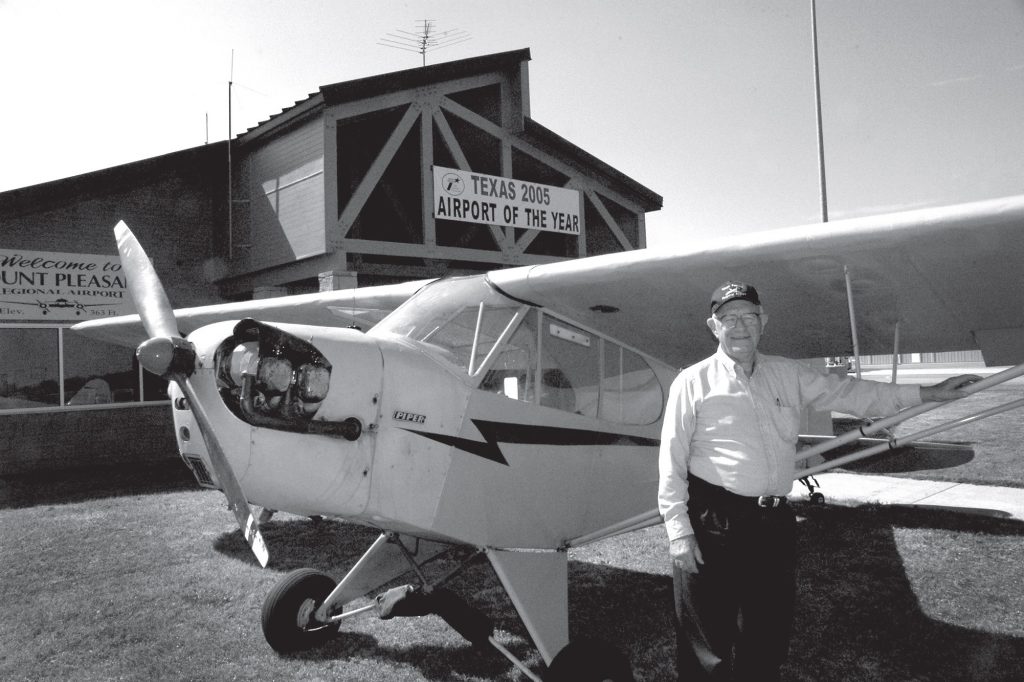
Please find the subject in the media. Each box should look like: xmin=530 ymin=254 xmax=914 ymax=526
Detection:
xmin=658 ymin=349 xmax=922 ymax=541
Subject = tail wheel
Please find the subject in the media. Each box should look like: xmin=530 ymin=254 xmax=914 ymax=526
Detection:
xmin=544 ymin=637 xmax=635 ymax=682
xmin=261 ymin=568 xmax=338 ymax=653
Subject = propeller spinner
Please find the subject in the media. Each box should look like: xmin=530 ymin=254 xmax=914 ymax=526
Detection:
xmin=115 ymin=221 xmax=269 ymax=567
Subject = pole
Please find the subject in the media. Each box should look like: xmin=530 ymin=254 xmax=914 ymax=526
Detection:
xmin=811 ymin=0 xmax=828 ymax=223
xmin=228 ymin=51 xmax=234 ymax=260
xmin=891 ymin=321 xmax=900 ymax=383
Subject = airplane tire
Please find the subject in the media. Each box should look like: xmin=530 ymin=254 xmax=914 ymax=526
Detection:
xmin=261 ymin=568 xmax=338 ymax=653
xmin=544 ymin=637 xmax=635 ymax=682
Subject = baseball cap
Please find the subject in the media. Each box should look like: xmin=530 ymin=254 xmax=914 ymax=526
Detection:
xmin=710 ymin=281 xmax=760 ymax=314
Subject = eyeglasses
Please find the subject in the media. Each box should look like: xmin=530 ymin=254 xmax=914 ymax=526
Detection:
xmin=715 ymin=312 xmax=760 ymax=328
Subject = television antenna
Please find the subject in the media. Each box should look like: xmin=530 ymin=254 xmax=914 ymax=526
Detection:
xmin=379 ymin=20 xmax=471 ymax=66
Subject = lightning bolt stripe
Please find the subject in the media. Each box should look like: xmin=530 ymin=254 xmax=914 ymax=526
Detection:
xmin=404 ymin=419 xmax=660 ymax=466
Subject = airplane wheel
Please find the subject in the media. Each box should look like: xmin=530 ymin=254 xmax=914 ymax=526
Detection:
xmin=544 ymin=638 xmax=635 ymax=682
xmin=261 ymin=568 xmax=338 ymax=653
xmin=810 ymin=492 xmax=826 ymax=505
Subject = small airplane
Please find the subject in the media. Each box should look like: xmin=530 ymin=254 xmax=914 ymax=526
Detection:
xmin=73 ymin=194 xmax=1024 ymax=681
xmin=0 ymin=297 xmax=110 ymax=315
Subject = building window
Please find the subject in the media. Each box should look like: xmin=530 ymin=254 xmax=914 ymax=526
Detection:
xmin=0 ymin=327 xmax=60 ymax=408
xmin=0 ymin=325 xmax=166 ymax=411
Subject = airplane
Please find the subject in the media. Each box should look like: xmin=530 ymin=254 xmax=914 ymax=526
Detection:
xmin=0 ymin=297 xmax=110 ymax=315
xmin=72 ymin=194 xmax=1024 ymax=681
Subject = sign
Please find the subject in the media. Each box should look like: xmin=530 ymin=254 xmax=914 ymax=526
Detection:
xmin=432 ymin=166 xmax=581 ymax=235
xmin=0 ymin=248 xmax=135 ymax=322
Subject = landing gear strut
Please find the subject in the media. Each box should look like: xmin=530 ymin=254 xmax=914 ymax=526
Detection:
xmin=259 ymin=532 xmax=637 ymax=681
xmin=799 ymin=475 xmax=826 ymax=504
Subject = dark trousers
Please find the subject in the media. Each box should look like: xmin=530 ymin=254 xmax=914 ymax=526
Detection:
xmin=674 ymin=475 xmax=797 ymax=682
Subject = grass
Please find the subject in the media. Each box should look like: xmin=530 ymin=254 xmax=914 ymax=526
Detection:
xmin=1 ymin=381 xmax=1022 ymax=681
xmin=2 ymin=466 xmax=1023 ymax=681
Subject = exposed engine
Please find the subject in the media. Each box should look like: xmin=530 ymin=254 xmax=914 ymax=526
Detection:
xmin=214 ymin=318 xmax=361 ymax=439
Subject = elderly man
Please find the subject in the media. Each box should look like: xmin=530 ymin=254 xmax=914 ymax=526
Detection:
xmin=658 ymin=281 xmax=978 ymax=681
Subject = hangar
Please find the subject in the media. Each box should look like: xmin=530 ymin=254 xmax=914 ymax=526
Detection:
xmin=0 ymin=48 xmax=662 ymax=474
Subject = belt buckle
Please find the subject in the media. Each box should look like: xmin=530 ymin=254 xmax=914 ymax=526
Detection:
xmin=757 ymin=495 xmax=783 ymax=509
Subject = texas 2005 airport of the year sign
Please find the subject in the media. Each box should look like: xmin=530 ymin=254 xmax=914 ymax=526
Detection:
xmin=432 ymin=166 xmax=581 ymax=234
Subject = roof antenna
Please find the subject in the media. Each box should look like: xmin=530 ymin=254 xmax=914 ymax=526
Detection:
xmin=379 ymin=20 xmax=471 ymax=66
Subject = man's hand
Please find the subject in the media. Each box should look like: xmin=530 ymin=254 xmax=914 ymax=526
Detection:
xmin=920 ymin=374 xmax=981 ymax=403
xmin=669 ymin=535 xmax=703 ymax=574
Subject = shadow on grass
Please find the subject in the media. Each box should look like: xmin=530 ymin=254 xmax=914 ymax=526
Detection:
xmin=11 ymin=468 xmax=1018 ymax=681
xmin=212 ymin=505 xmax=1024 ymax=681
xmin=0 ymin=459 xmax=199 ymax=509
xmin=787 ymin=502 xmax=1024 ymax=682
xmin=213 ymin=517 xmax=675 ymax=679
xmin=823 ymin=418 xmax=977 ymax=474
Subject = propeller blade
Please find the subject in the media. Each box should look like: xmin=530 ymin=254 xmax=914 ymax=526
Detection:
xmin=113 ymin=219 xmax=269 ymax=567
xmin=179 ymin=377 xmax=270 ymax=568
xmin=114 ymin=221 xmax=178 ymax=339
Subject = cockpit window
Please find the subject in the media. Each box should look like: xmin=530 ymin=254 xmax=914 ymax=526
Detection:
xmin=372 ymin=276 xmax=523 ymax=373
xmin=480 ymin=310 xmax=663 ymax=425
xmin=599 ymin=343 xmax=663 ymax=424
xmin=479 ymin=309 xmax=538 ymax=401
xmin=373 ymin=276 xmax=664 ymax=425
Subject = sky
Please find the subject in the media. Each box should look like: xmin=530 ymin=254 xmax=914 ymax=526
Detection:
xmin=1 ymin=0 xmax=1022 ymax=251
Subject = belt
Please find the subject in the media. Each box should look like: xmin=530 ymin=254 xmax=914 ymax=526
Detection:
xmin=689 ymin=475 xmax=788 ymax=512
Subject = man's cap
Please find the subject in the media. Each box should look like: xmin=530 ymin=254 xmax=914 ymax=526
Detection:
xmin=710 ymin=281 xmax=760 ymax=314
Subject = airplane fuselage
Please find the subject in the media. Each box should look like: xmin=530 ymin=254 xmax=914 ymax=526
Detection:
xmin=172 ymin=275 xmax=676 ymax=550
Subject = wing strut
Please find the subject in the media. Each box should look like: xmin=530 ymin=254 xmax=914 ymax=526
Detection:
xmin=844 ymin=265 xmax=863 ymax=378
xmin=795 ymin=362 xmax=1024 ymax=477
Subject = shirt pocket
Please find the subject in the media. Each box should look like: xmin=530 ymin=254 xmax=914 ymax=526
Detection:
xmin=769 ymin=404 xmax=802 ymax=444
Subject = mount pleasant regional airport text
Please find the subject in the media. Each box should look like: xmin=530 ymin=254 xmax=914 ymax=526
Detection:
xmin=432 ymin=166 xmax=581 ymax=234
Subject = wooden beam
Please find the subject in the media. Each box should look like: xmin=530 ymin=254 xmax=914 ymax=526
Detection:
xmin=217 ymin=251 xmax=349 ymax=297
xmin=441 ymin=96 xmax=646 ymax=224
xmin=324 ymin=116 xmax=340 ymax=249
xmin=420 ymin=104 xmax=436 ymax=247
xmin=337 ymin=104 xmax=421 ymax=236
xmin=322 ymin=74 xmax=504 ymax=123
xmin=585 ymin=189 xmax=634 ymax=250
xmin=336 ymin=237 xmax=565 ymax=266
xmin=433 ymin=108 xmax=509 ymax=250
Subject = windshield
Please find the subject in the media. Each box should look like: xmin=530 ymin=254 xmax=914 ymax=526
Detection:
xmin=370 ymin=276 xmax=524 ymax=373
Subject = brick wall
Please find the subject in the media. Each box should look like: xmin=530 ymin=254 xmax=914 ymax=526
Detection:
xmin=0 ymin=144 xmax=228 ymax=308
xmin=0 ymin=405 xmax=177 ymax=476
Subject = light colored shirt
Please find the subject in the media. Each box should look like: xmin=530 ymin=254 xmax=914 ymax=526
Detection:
xmin=658 ymin=349 xmax=921 ymax=541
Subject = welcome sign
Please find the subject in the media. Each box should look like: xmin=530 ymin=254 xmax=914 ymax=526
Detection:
xmin=0 ymin=248 xmax=135 ymax=322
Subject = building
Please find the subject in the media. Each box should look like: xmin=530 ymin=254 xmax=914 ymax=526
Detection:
xmin=0 ymin=49 xmax=662 ymax=475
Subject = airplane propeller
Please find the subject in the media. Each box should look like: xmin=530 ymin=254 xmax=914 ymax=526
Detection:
xmin=115 ymin=221 xmax=269 ymax=567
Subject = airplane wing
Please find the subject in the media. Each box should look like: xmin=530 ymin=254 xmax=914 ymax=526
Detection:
xmin=75 ymin=195 xmax=1024 ymax=367
xmin=72 ymin=278 xmax=432 ymax=348
xmin=489 ymin=195 xmax=1024 ymax=369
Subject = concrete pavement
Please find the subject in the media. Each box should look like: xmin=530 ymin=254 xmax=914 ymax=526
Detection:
xmin=788 ymin=472 xmax=1024 ymax=522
